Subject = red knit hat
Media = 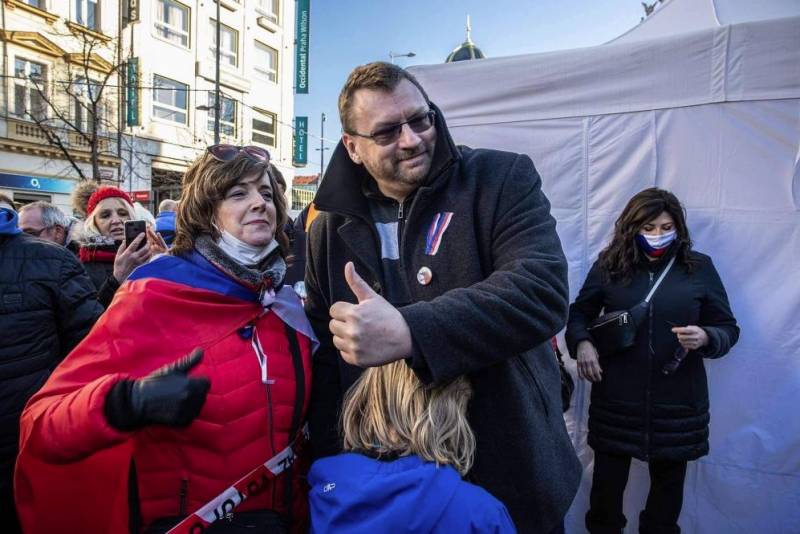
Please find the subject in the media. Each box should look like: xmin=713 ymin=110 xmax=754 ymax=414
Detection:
xmin=86 ymin=186 xmax=134 ymax=215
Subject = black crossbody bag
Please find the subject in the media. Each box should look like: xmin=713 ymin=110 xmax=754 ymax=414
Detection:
xmin=587 ymin=256 xmax=675 ymax=357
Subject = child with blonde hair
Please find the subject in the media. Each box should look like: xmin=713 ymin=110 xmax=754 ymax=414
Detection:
xmin=309 ymin=361 xmax=516 ymax=532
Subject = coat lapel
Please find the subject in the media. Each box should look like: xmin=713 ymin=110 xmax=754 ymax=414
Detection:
xmin=337 ymin=218 xmax=383 ymax=290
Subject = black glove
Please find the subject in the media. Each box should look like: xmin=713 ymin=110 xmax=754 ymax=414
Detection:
xmin=105 ymin=348 xmax=210 ymax=431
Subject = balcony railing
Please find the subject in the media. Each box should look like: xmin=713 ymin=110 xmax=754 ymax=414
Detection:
xmin=6 ymin=117 xmax=110 ymax=152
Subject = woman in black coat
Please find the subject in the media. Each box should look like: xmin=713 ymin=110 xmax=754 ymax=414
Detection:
xmin=565 ymin=188 xmax=739 ymax=534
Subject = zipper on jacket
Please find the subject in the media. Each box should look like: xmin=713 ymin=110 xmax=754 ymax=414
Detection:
xmin=644 ymin=271 xmax=655 ymax=461
xmin=179 ymin=477 xmax=188 ymax=516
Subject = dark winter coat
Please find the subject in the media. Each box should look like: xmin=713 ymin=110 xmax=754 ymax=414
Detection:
xmin=82 ymin=254 xmax=120 ymax=308
xmin=305 ymin=105 xmax=581 ymax=533
xmin=565 ymin=250 xmax=739 ymax=461
xmin=0 ymin=233 xmax=102 ymax=493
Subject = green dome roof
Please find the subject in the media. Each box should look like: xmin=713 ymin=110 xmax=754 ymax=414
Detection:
xmin=445 ymin=15 xmax=485 ymax=63
xmin=446 ymin=41 xmax=486 ymax=62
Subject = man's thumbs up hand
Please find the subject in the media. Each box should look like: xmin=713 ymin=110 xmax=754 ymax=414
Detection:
xmin=329 ymin=262 xmax=413 ymax=367
xmin=344 ymin=261 xmax=377 ymax=303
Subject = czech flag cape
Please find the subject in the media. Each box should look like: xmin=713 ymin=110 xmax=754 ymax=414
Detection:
xmin=14 ymin=252 xmax=311 ymax=534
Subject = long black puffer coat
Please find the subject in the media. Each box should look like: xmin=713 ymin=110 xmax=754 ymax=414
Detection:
xmin=565 ymin=249 xmax=739 ymax=461
xmin=0 ymin=233 xmax=102 ymax=496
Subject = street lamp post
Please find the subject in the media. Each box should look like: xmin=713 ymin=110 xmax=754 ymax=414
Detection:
xmin=389 ymin=51 xmax=416 ymax=64
xmin=314 ymin=112 xmax=330 ymax=179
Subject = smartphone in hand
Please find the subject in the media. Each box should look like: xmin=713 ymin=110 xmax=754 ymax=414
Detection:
xmin=124 ymin=220 xmax=147 ymax=250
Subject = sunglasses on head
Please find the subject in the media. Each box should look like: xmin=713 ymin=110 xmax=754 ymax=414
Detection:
xmin=207 ymin=144 xmax=270 ymax=163
xmin=347 ymin=109 xmax=436 ymax=146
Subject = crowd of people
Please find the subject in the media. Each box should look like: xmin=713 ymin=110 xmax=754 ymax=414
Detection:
xmin=0 ymin=62 xmax=738 ymax=534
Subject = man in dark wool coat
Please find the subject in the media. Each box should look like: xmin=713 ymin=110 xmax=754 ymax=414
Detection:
xmin=305 ymin=61 xmax=581 ymax=533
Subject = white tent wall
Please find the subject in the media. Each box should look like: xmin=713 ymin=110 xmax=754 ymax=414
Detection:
xmin=410 ymin=16 xmax=800 ymax=534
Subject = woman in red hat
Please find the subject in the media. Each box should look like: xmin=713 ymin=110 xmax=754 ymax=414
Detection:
xmin=79 ymin=186 xmax=164 ymax=307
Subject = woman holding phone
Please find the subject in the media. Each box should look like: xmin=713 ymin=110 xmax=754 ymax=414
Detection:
xmin=78 ymin=186 xmax=163 ymax=307
xmin=565 ymin=188 xmax=739 ymax=534
xmin=16 ymin=146 xmax=316 ymax=534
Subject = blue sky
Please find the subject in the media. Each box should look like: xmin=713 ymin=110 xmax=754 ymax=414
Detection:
xmin=293 ymin=0 xmax=647 ymax=175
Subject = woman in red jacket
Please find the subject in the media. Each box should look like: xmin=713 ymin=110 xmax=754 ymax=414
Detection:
xmin=16 ymin=145 xmax=315 ymax=534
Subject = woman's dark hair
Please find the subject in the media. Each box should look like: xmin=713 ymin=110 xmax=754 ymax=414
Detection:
xmin=599 ymin=187 xmax=695 ymax=283
xmin=172 ymin=151 xmax=289 ymax=257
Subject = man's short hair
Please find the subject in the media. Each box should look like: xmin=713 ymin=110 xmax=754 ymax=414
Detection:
xmin=158 ymin=199 xmax=178 ymax=214
xmin=338 ymin=62 xmax=430 ymax=133
xmin=19 ymin=201 xmax=70 ymax=228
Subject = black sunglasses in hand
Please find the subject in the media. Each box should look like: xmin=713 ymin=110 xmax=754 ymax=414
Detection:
xmin=346 ymin=109 xmax=436 ymax=146
xmin=207 ymin=144 xmax=270 ymax=163
xmin=663 ymin=320 xmax=687 ymax=375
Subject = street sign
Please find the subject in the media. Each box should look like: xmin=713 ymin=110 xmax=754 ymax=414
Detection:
xmin=293 ymin=116 xmax=308 ymax=166
xmin=131 ymin=190 xmax=150 ymax=202
xmin=126 ymin=58 xmax=141 ymax=127
xmin=295 ymin=0 xmax=310 ymax=94
xmin=0 ymin=173 xmax=74 ymax=194
xmin=122 ymin=0 xmax=139 ymax=24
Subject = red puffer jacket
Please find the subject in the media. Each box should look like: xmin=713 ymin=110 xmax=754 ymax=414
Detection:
xmin=16 ymin=254 xmax=313 ymax=534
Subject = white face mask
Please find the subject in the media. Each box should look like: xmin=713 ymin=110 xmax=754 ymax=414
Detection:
xmin=640 ymin=229 xmax=677 ymax=249
xmin=216 ymin=230 xmax=277 ymax=266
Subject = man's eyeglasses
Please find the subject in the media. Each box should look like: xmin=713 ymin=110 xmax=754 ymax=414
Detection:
xmin=207 ymin=144 xmax=270 ymax=163
xmin=346 ymin=109 xmax=436 ymax=146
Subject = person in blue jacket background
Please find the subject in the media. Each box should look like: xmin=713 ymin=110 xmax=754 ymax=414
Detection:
xmin=308 ymin=360 xmax=516 ymax=533
xmin=155 ymin=199 xmax=177 ymax=246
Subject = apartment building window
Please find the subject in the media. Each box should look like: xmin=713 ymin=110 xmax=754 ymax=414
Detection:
xmin=14 ymin=58 xmax=47 ymax=120
xmin=74 ymin=0 xmax=100 ymax=30
xmin=256 ymin=0 xmax=279 ymax=24
xmin=208 ymin=94 xmax=236 ymax=136
xmin=254 ymin=42 xmax=278 ymax=83
xmin=209 ymin=21 xmax=238 ymax=67
xmin=72 ymin=77 xmax=102 ymax=131
xmin=155 ymin=0 xmax=190 ymax=48
xmin=252 ymin=109 xmax=276 ymax=147
xmin=23 ymin=0 xmax=44 ymax=8
xmin=153 ymin=75 xmax=188 ymax=124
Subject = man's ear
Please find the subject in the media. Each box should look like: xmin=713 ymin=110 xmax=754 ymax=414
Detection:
xmin=54 ymin=225 xmax=66 ymax=243
xmin=342 ymin=134 xmax=361 ymax=165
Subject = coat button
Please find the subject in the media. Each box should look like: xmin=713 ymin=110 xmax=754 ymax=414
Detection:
xmin=416 ymin=266 xmax=433 ymax=286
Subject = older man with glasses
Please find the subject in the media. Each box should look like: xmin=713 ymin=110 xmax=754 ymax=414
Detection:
xmin=18 ymin=201 xmax=81 ymax=253
xmin=305 ymin=61 xmax=581 ymax=533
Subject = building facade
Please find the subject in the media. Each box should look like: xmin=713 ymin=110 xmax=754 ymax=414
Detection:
xmin=123 ymin=0 xmax=296 ymax=211
xmin=1 ymin=0 xmax=123 ymax=213
xmin=1 ymin=0 xmax=296 ymax=215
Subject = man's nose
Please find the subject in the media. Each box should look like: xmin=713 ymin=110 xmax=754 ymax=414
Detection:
xmin=396 ymin=123 xmax=422 ymax=147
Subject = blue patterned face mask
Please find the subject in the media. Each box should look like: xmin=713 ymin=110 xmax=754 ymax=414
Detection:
xmin=636 ymin=230 xmax=676 ymax=257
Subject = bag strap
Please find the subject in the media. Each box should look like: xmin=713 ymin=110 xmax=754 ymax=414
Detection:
xmin=643 ymin=256 xmax=676 ymax=303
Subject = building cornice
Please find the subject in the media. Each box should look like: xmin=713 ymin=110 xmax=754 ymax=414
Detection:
xmin=65 ymin=21 xmax=112 ymax=44
xmin=65 ymin=52 xmax=115 ymax=74
xmin=0 ymin=30 xmax=65 ymax=57
xmin=2 ymin=0 xmax=58 ymax=24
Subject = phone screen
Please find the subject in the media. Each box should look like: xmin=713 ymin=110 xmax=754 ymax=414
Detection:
xmin=124 ymin=220 xmax=147 ymax=250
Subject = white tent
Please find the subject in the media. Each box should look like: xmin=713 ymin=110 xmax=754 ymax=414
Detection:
xmin=410 ymin=5 xmax=800 ymax=533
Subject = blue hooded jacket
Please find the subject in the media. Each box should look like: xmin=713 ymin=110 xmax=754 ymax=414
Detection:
xmin=0 ymin=207 xmax=21 ymax=235
xmin=155 ymin=210 xmax=176 ymax=245
xmin=309 ymin=453 xmax=516 ymax=533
